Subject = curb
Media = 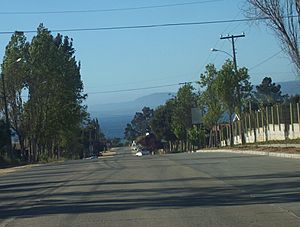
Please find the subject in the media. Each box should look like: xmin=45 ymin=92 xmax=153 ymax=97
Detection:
xmin=196 ymin=149 xmax=300 ymax=159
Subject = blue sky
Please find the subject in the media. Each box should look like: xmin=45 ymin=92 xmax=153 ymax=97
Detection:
xmin=0 ymin=0 xmax=298 ymax=107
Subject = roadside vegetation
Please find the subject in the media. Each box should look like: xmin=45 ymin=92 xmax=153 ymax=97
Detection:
xmin=0 ymin=24 xmax=107 ymax=166
xmin=124 ymin=62 xmax=299 ymax=153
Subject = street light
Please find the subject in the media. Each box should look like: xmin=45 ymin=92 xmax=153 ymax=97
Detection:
xmin=210 ymin=48 xmax=233 ymax=59
xmin=1 ymin=58 xmax=22 ymax=155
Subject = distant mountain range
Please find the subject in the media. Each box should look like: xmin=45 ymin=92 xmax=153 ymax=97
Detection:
xmin=276 ymin=80 xmax=300 ymax=96
xmin=89 ymin=92 xmax=175 ymax=117
xmin=89 ymin=92 xmax=175 ymax=138
xmin=89 ymin=80 xmax=300 ymax=139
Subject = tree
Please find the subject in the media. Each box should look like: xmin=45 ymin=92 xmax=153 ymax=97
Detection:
xmin=151 ymin=100 xmax=177 ymax=152
xmin=289 ymin=94 xmax=300 ymax=103
xmin=187 ymin=125 xmax=205 ymax=149
xmin=7 ymin=24 xmax=87 ymax=162
xmin=0 ymin=119 xmax=8 ymax=151
xmin=198 ymin=64 xmax=223 ymax=147
xmin=253 ymin=77 xmax=288 ymax=142
xmin=80 ymin=118 xmax=106 ymax=158
xmin=0 ymin=24 xmax=87 ymax=163
xmin=0 ymin=31 xmax=30 ymax=157
xmin=124 ymin=123 xmax=137 ymax=142
xmin=124 ymin=107 xmax=154 ymax=141
xmin=246 ymin=0 xmax=300 ymax=72
xmin=215 ymin=60 xmax=252 ymax=146
xmin=171 ymin=84 xmax=196 ymax=151
xmin=255 ymin=77 xmax=287 ymax=106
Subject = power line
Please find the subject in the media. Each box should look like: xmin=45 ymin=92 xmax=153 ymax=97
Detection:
xmin=86 ymin=69 xmax=294 ymax=96
xmin=251 ymin=71 xmax=294 ymax=75
xmin=0 ymin=0 xmax=222 ymax=15
xmin=0 ymin=16 xmax=297 ymax=35
xmin=249 ymin=50 xmax=283 ymax=70
xmin=0 ymin=17 xmax=281 ymax=35
xmin=87 ymin=82 xmax=196 ymax=94
xmin=3 ymin=15 xmax=299 ymax=36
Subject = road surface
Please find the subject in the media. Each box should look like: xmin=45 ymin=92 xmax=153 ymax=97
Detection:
xmin=1 ymin=147 xmax=300 ymax=226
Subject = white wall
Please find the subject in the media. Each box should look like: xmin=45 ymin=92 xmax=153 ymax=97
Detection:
xmin=224 ymin=123 xmax=300 ymax=145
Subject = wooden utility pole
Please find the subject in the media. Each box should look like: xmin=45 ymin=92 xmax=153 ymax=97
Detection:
xmin=220 ymin=33 xmax=246 ymax=144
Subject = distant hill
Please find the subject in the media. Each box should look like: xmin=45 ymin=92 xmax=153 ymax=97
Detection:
xmin=89 ymin=92 xmax=175 ymax=138
xmin=89 ymin=92 xmax=174 ymax=117
xmin=277 ymin=80 xmax=300 ymax=96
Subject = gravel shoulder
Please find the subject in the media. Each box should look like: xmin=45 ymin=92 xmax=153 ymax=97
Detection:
xmin=229 ymin=144 xmax=300 ymax=154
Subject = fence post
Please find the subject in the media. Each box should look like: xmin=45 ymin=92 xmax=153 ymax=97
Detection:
xmin=277 ymin=105 xmax=281 ymax=131
xmin=261 ymin=109 xmax=264 ymax=133
xmin=220 ymin=126 xmax=223 ymax=146
xmin=226 ymin=125 xmax=229 ymax=144
xmin=249 ymin=102 xmax=252 ymax=136
xmin=256 ymin=111 xmax=260 ymax=133
xmin=297 ymin=102 xmax=300 ymax=132
xmin=290 ymin=102 xmax=294 ymax=132
xmin=244 ymin=115 xmax=248 ymax=135
xmin=271 ymin=105 xmax=275 ymax=131
xmin=266 ymin=106 xmax=269 ymax=130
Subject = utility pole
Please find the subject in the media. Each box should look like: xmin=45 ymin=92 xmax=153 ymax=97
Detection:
xmin=220 ymin=34 xmax=245 ymax=72
xmin=220 ymin=33 xmax=246 ymax=145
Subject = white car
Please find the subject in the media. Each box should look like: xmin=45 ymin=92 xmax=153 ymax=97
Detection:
xmin=135 ymin=151 xmax=143 ymax=157
xmin=136 ymin=149 xmax=150 ymax=157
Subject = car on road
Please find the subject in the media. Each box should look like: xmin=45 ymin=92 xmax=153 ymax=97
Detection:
xmin=135 ymin=151 xmax=143 ymax=157
xmin=85 ymin=155 xmax=98 ymax=160
xmin=136 ymin=149 xmax=150 ymax=157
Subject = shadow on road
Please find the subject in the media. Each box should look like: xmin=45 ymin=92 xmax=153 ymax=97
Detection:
xmin=1 ymin=170 xmax=300 ymax=219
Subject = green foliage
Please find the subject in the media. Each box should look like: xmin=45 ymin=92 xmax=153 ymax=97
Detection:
xmin=0 ymin=119 xmax=8 ymax=150
xmin=198 ymin=64 xmax=223 ymax=128
xmin=289 ymin=94 xmax=300 ymax=103
xmin=147 ymin=84 xmax=199 ymax=151
xmin=171 ymin=84 xmax=196 ymax=142
xmin=0 ymin=24 xmax=87 ymax=162
xmin=124 ymin=106 xmax=154 ymax=141
xmin=215 ymin=60 xmax=252 ymax=113
xmin=198 ymin=61 xmax=252 ymax=146
xmin=151 ymin=101 xmax=176 ymax=142
xmin=124 ymin=123 xmax=137 ymax=142
xmin=0 ymin=31 xmax=30 ymax=156
xmin=187 ymin=125 xmax=204 ymax=147
xmin=254 ymin=77 xmax=288 ymax=106
xmin=80 ymin=118 xmax=106 ymax=158
xmin=215 ymin=60 xmax=236 ymax=114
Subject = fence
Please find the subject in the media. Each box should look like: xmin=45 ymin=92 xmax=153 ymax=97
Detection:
xmin=221 ymin=102 xmax=300 ymax=146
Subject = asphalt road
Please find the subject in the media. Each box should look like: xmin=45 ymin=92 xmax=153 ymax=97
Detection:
xmin=1 ymin=148 xmax=300 ymax=227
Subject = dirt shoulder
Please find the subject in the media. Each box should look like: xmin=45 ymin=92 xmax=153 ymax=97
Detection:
xmin=0 ymin=164 xmax=40 ymax=176
xmin=222 ymin=145 xmax=300 ymax=154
